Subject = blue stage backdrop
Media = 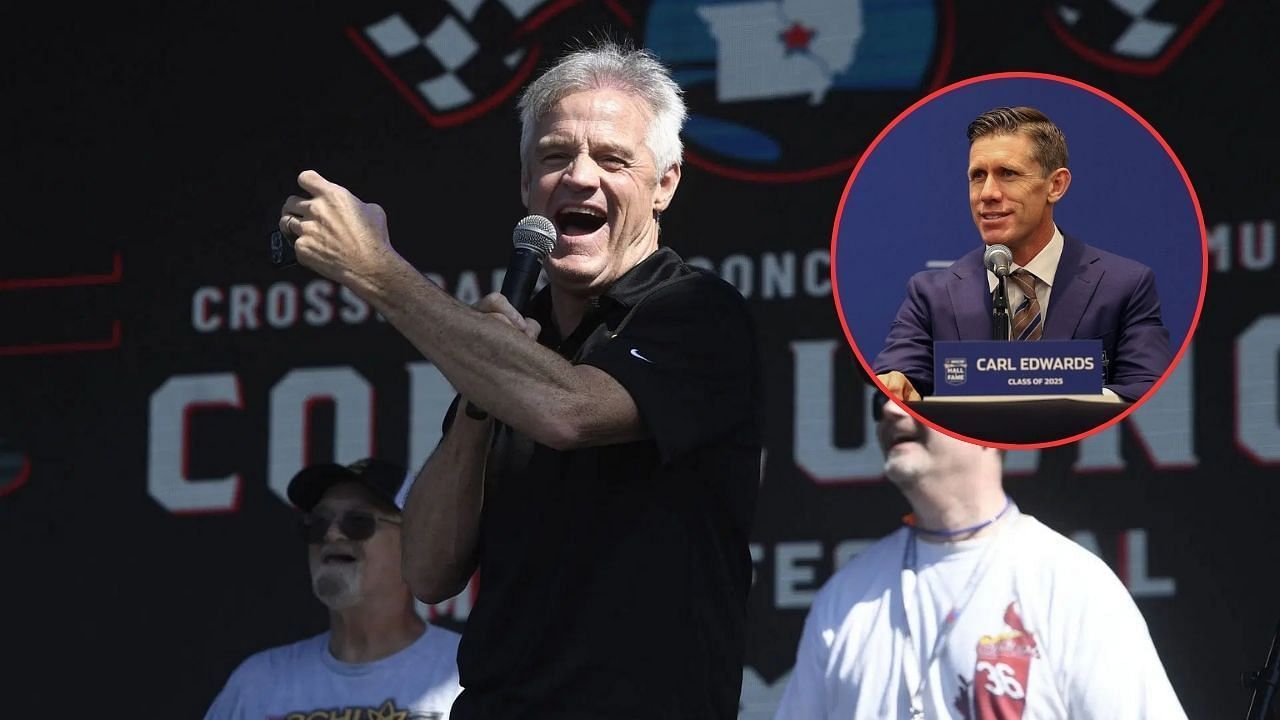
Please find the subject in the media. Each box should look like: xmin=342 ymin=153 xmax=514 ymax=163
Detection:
xmin=835 ymin=74 xmax=1204 ymax=368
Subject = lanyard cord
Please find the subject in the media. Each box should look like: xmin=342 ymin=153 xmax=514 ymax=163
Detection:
xmin=903 ymin=494 xmax=1014 ymax=538
xmin=899 ymin=503 xmax=1020 ymax=718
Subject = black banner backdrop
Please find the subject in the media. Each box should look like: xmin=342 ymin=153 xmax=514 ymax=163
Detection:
xmin=4 ymin=1 xmax=1278 ymax=717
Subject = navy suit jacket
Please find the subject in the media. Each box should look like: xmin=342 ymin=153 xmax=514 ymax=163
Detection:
xmin=871 ymin=233 xmax=1173 ymax=401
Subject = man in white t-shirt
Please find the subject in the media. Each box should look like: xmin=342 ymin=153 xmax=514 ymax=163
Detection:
xmin=205 ymin=458 xmax=463 ymax=719
xmin=773 ymin=396 xmax=1186 ymax=719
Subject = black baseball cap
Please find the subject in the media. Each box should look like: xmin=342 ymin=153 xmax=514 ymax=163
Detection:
xmin=286 ymin=457 xmax=408 ymax=513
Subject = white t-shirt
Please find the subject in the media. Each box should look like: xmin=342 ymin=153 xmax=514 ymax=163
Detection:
xmin=204 ymin=624 xmax=463 ymax=720
xmin=773 ymin=514 xmax=1186 ymax=720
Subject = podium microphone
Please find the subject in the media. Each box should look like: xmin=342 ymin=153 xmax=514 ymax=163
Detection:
xmin=984 ymin=244 xmax=1012 ymax=277
xmin=465 ymin=214 xmax=557 ymax=420
xmin=985 ymin=244 xmax=1013 ymax=341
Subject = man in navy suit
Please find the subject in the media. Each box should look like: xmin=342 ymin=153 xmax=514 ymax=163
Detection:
xmin=874 ymin=106 xmax=1172 ymax=403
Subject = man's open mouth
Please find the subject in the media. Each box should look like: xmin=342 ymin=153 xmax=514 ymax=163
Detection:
xmin=556 ymin=206 xmax=607 ymax=236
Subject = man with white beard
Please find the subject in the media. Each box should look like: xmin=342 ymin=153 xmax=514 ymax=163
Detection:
xmin=204 ymin=458 xmax=463 ymax=719
xmin=773 ymin=396 xmax=1186 ymax=719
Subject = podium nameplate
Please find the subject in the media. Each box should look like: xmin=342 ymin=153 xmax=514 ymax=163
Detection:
xmin=933 ymin=340 xmax=1104 ymax=396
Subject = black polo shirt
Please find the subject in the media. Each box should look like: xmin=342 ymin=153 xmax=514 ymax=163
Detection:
xmin=447 ymin=247 xmax=762 ymax=719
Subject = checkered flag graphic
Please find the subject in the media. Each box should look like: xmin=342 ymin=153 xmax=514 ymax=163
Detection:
xmin=361 ymin=0 xmax=551 ymax=113
xmin=1054 ymin=0 xmax=1207 ymax=58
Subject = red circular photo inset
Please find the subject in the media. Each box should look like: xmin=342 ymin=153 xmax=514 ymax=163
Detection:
xmin=830 ymin=72 xmax=1207 ymax=450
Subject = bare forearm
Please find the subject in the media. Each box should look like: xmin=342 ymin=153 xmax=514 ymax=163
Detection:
xmin=352 ymin=254 xmax=631 ymax=447
xmin=282 ymin=172 xmax=596 ymax=443
xmin=401 ymin=410 xmax=491 ymax=603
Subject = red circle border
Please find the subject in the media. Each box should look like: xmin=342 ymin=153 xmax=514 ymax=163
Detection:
xmin=829 ymin=71 xmax=1210 ymax=451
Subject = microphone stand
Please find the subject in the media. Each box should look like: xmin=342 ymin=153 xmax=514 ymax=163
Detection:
xmin=992 ymin=273 xmax=1010 ymax=341
xmin=1244 ymin=621 xmax=1280 ymax=719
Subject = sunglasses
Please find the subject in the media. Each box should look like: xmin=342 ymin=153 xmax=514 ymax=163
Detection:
xmin=299 ymin=509 xmax=401 ymax=544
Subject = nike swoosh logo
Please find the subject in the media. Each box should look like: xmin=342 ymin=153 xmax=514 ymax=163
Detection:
xmin=629 ymin=348 xmax=653 ymax=363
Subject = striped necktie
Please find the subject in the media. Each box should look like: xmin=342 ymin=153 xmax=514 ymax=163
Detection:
xmin=1009 ymin=269 xmax=1043 ymax=341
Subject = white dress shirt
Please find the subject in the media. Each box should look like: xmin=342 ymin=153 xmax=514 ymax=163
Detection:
xmin=986 ymin=225 xmax=1064 ymax=332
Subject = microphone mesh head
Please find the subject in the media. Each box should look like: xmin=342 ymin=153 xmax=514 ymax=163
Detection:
xmin=513 ymin=214 xmax=557 ymax=258
xmin=984 ymin=244 xmax=1013 ymax=275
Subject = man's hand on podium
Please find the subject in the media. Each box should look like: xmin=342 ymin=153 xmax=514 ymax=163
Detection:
xmin=877 ymin=371 xmax=921 ymax=403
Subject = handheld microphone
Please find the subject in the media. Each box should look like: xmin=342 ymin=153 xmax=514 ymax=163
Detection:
xmin=984 ymin=244 xmax=1013 ymax=277
xmin=465 ymin=214 xmax=557 ymax=420
xmin=500 ymin=214 xmax=557 ymax=313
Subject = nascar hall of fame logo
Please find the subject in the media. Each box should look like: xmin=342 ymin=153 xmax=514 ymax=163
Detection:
xmin=343 ymin=0 xmax=954 ymax=183
xmin=944 ymin=356 xmax=967 ymax=386
xmin=1045 ymin=0 xmax=1224 ymax=75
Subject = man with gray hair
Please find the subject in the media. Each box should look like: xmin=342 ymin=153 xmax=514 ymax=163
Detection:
xmin=277 ymin=40 xmax=762 ymax=718
xmin=204 ymin=458 xmax=463 ymax=719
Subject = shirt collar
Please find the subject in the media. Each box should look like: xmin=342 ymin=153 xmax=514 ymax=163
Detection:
xmin=987 ymin=225 xmax=1064 ymax=291
xmin=525 ymin=246 xmax=685 ymax=343
xmin=599 ymin=246 xmax=686 ymax=307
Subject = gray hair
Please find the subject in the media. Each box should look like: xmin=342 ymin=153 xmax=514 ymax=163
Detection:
xmin=517 ymin=41 xmax=686 ymax=180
